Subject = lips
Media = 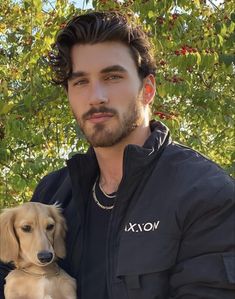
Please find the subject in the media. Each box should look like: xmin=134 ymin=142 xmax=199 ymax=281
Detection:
xmin=87 ymin=112 xmax=114 ymax=123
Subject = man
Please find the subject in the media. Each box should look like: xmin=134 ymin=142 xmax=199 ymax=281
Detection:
xmin=0 ymin=11 xmax=234 ymax=299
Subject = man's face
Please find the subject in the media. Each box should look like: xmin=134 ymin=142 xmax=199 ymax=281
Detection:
xmin=68 ymin=41 xmax=148 ymax=147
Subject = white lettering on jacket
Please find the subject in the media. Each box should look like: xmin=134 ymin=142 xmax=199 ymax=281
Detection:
xmin=124 ymin=221 xmax=160 ymax=233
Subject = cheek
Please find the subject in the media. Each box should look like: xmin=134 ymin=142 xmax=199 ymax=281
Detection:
xmin=68 ymin=92 xmax=87 ymax=115
xmin=110 ymin=81 xmax=141 ymax=102
xmin=17 ymin=232 xmax=33 ymax=251
xmin=47 ymin=231 xmax=54 ymax=244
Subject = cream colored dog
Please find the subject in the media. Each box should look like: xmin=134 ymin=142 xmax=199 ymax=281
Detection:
xmin=0 ymin=202 xmax=76 ymax=299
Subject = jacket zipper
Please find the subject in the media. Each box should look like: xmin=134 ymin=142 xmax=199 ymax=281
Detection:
xmin=106 ymin=147 xmax=129 ymax=298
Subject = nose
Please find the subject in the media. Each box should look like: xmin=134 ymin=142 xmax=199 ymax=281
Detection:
xmin=89 ymin=82 xmax=108 ymax=106
xmin=37 ymin=251 xmax=53 ymax=264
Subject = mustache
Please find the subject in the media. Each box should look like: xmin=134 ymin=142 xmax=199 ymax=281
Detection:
xmin=82 ymin=107 xmax=117 ymax=120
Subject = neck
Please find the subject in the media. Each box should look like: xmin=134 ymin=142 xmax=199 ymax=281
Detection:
xmin=17 ymin=262 xmax=59 ymax=277
xmin=94 ymin=124 xmax=151 ymax=194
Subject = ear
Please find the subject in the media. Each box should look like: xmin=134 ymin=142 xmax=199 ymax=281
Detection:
xmin=142 ymin=74 xmax=156 ymax=105
xmin=49 ymin=205 xmax=67 ymax=259
xmin=0 ymin=208 xmax=19 ymax=263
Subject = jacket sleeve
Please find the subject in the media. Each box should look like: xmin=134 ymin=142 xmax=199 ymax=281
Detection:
xmin=170 ymin=178 xmax=235 ymax=298
xmin=0 ymin=263 xmax=14 ymax=299
xmin=31 ymin=167 xmax=71 ymax=207
xmin=31 ymin=172 xmax=57 ymax=204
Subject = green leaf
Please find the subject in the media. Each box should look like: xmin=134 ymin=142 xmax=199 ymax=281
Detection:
xmin=196 ymin=52 xmax=201 ymax=65
xmin=148 ymin=10 xmax=155 ymax=19
xmin=219 ymin=54 xmax=235 ymax=66
xmin=217 ymin=34 xmax=224 ymax=46
xmin=157 ymin=84 xmax=166 ymax=98
xmin=231 ymin=13 xmax=235 ymax=22
xmin=0 ymin=103 xmax=14 ymax=115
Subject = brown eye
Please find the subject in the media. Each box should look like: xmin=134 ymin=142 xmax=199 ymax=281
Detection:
xmin=21 ymin=225 xmax=32 ymax=233
xmin=46 ymin=224 xmax=54 ymax=231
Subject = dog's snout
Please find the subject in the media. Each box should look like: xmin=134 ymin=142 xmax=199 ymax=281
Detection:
xmin=37 ymin=251 xmax=53 ymax=264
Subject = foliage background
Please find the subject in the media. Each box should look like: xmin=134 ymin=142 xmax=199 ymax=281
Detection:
xmin=0 ymin=0 xmax=234 ymax=208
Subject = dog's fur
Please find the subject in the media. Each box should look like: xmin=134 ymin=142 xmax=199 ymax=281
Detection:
xmin=0 ymin=202 xmax=76 ymax=299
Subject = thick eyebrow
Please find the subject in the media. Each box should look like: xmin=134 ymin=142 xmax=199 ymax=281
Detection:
xmin=100 ymin=65 xmax=127 ymax=74
xmin=69 ymin=71 xmax=88 ymax=80
xmin=69 ymin=65 xmax=127 ymax=81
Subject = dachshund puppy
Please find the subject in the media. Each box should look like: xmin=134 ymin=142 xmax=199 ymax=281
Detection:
xmin=0 ymin=202 xmax=76 ymax=299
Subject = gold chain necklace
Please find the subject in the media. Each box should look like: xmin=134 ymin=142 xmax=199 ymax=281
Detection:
xmin=99 ymin=182 xmax=116 ymax=199
xmin=92 ymin=178 xmax=115 ymax=210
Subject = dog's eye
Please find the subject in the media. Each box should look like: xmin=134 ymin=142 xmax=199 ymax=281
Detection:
xmin=46 ymin=224 xmax=54 ymax=231
xmin=21 ymin=225 xmax=32 ymax=233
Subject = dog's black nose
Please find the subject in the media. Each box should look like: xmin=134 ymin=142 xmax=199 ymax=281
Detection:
xmin=37 ymin=251 xmax=53 ymax=263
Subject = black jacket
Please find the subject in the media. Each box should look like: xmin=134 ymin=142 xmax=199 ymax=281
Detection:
xmin=0 ymin=121 xmax=235 ymax=299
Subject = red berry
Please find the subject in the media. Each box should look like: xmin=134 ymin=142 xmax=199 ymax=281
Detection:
xmin=60 ymin=22 xmax=66 ymax=29
xmin=157 ymin=17 xmax=164 ymax=25
xmin=154 ymin=111 xmax=166 ymax=119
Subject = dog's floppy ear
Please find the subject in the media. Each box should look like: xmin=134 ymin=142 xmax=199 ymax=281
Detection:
xmin=0 ymin=208 xmax=19 ymax=263
xmin=49 ymin=205 xmax=67 ymax=259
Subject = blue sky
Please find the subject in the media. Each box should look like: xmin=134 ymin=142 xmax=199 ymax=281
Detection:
xmin=66 ymin=0 xmax=93 ymax=9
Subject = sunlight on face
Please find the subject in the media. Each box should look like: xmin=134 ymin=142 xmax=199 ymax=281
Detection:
xmin=68 ymin=42 xmax=147 ymax=147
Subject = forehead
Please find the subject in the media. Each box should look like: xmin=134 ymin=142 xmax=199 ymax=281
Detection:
xmin=14 ymin=204 xmax=52 ymax=224
xmin=70 ymin=41 xmax=138 ymax=73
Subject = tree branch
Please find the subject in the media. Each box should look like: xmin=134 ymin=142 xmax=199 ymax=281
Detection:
xmin=207 ymin=0 xmax=219 ymax=10
xmin=197 ymin=72 xmax=210 ymax=88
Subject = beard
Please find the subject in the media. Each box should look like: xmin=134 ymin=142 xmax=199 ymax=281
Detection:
xmin=74 ymin=97 xmax=145 ymax=148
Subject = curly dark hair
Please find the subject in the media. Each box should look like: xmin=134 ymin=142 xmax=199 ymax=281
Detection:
xmin=49 ymin=11 xmax=156 ymax=89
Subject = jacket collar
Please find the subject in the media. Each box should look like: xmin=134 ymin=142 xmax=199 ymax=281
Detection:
xmin=66 ymin=120 xmax=171 ymax=193
xmin=144 ymin=120 xmax=171 ymax=151
xmin=118 ymin=121 xmax=171 ymax=178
